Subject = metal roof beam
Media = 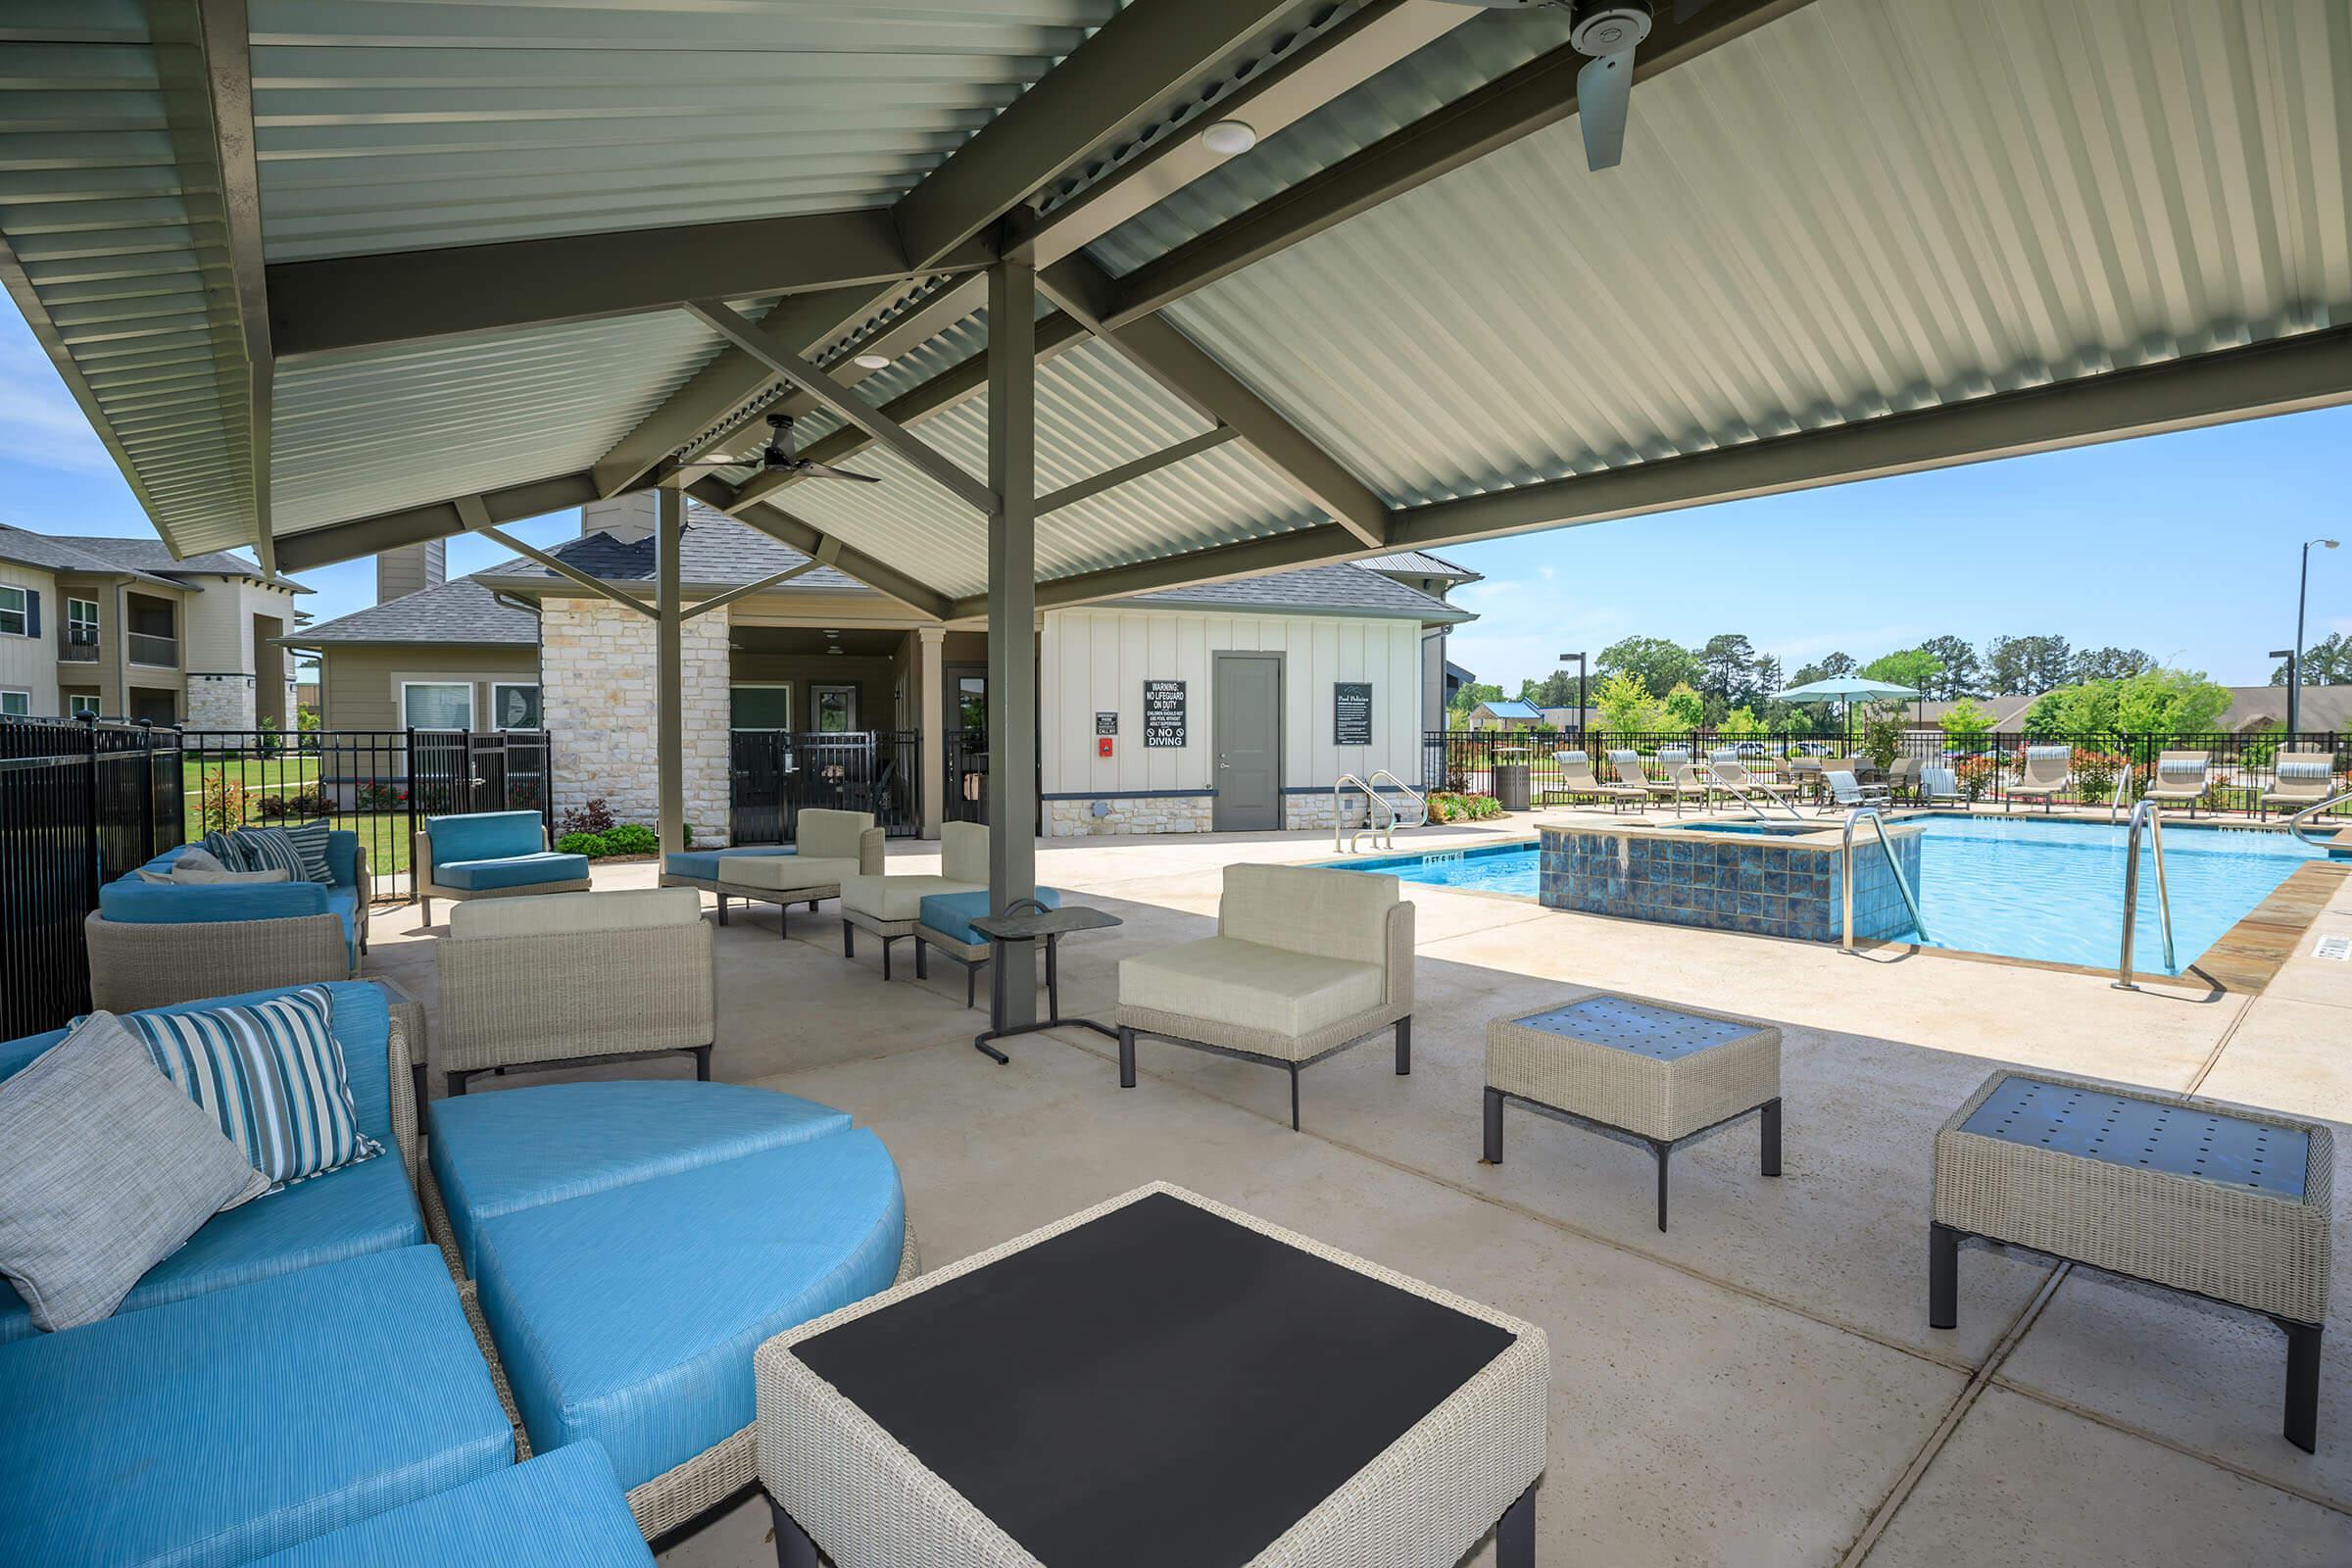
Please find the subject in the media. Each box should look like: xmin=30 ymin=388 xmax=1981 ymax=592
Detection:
xmin=193 ymin=0 xmax=271 ymax=574
xmin=950 ymin=523 xmax=1358 ymax=618
xmin=890 ymin=0 xmax=1318 ymax=270
xmin=472 ymin=515 xmax=658 ymax=621
xmin=680 ymin=560 xmax=820 ymax=621
xmin=1101 ymin=0 xmax=1818 ymax=330
xmin=687 ymin=475 xmax=956 ymax=621
xmin=273 ymin=471 xmax=602 ymax=571
xmin=268 ymin=207 xmax=958 ymax=359
xmin=685 ymin=298 xmax=997 ymax=514
xmin=1039 ymin=255 xmax=1388 ymax=546
xmin=1036 ymin=426 xmax=1239 ymax=515
xmin=1003 ymin=0 xmax=1475 ymax=269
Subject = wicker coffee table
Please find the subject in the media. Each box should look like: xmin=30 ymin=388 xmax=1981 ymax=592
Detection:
xmin=1485 ymin=994 xmax=1783 ymax=1232
xmin=1933 ymin=1070 xmax=2333 ymax=1451
xmin=756 ymin=1183 xmax=1549 ymax=1567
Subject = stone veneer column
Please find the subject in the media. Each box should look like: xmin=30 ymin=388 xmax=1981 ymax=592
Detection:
xmin=542 ymin=595 xmax=732 ymax=844
xmin=184 ymin=672 xmax=256 ymax=729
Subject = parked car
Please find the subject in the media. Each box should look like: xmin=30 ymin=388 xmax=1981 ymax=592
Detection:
xmin=1732 ymin=741 xmax=1770 ymax=758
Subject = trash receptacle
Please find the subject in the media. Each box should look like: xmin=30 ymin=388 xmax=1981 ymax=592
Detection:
xmin=1494 ymin=761 xmax=1531 ymax=812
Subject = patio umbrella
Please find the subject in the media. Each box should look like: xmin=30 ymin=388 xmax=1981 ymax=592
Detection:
xmin=1775 ymin=674 xmax=1925 ymax=731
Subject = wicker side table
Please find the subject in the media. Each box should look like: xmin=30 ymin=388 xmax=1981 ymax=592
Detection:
xmin=1484 ymin=994 xmax=1783 ymax=1232
xmin=1932 ymin=1071 xmax=2333 ymax=1451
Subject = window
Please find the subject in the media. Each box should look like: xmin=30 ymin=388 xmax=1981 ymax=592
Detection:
xmin=812 ymin=684 xmax=858 ymax=734
xmin=0 ymin=586 xmax=25 ymax=638
xmin=61 ymin=689 xmax=100 ymax=718
xmin=731 ymin=684 xmax=792 ymax=731
xmin=402 ymin=681 xmax=473 ymax=730
xmin=66 ymin=598 xmax=98 ymax=643
xmin=490 ymin=682 xmax=541 ymax=730
xmin=0 ymin=690 xmax=28 ymax=716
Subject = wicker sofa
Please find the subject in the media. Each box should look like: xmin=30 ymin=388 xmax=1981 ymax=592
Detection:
xmin=1116 ymin=863 xmax=1415 ymax=1131
xmin=85 ymin=835 xmax=370 ymax=1010
xmin=435 ymin=888 xmax=715 ymax=1096
xmin=415 ymin=809 xmax=591 ymax=927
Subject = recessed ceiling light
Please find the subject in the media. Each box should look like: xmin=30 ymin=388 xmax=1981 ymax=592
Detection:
xmin=1199 ymin=119 xmax=1257 ymax=157
xmin=853 ymin=352 xmax=892 ymax=370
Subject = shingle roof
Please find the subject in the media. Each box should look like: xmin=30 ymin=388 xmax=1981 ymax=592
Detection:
xmin=296 ymin=575 xmax=537 ymax=645
xmin=480 ymin=505 xmax=865 ymax=593
xmin=1127 ymin=561 xmax=1469 ymax=622
xmin=1477 ymin=698 xmax=1542 ymax=719
xmin=50 ymin=534 xmax=307 ymax=592
xmin=0 ymin=524 xmax=182 ymax=587
xmin=1357 ymin=549 xmax=1481 ymax=584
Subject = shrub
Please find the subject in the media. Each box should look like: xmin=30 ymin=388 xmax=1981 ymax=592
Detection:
xmin=354 ymin=780 xmax=402 ymax=810
xmin=601 ymin=823 xmax=659 ymax=857
xmin=1954 ymin=755 xmax=1997 ymax=802
xmin=199 ymin=771 xmax=246 ymax=833
xmin=559 ymin=798 xmax=614 ymax=837
xmin=556 ymin=830 xmax=609 ymax=858
xmin=1428 ymin=791 xmax=1501 ymax=823
xmin=256 ymin=789 xmax=337 ymax=818
xmin=2068 ymin=748 xmax=2131 ymax=805
xmin=1860 ymin=713 xmax=1905 ymax=773
xmin=1938 ymin=698 xmax=1994 ymax=751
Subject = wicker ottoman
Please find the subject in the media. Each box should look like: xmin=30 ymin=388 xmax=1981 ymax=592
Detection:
xmin=1485 ymin=994 xmax=1783 ymax=1232
xmin=756 ymin=1183 xmax=1550 ymax=1567
xmin=1932 ymin=1071 xmax=2333 ymax=1451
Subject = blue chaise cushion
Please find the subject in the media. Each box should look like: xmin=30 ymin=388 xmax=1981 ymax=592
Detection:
xmin=434 ymin=850 xmax=591 ymax=891
xmin=664 ymin=846 xmax=793 ymax=883
xmin=918 ymin=887 xmax=1060 ymax=946
xmin=0 ymin=1247 xmax=512 ymax=1568
xmin=427 ymin=1081 xmax=854 ymax=1277
xmin=239 ymin=1443 xmax=653 ymax=1568
xmin=473 ymin=1132 xmax=905 ymax=1492
xmin=425 ymin=809 xmax=545 ymax=867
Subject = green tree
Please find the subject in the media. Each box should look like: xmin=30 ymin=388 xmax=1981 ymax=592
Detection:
xmin=1984 ymin=633 xmax=2072 ymax=695
xmin=1788 ymin=652 xmax=1856 ymax=688
xmin=1596 ymin=636 xmax=1702 ymax=699
xmin=2274 ymin=632 xmax=2352 ymax=686
xmin=1592 ymin=670 xmax=1664 ymax=736
xmin=2070 ymin=645 xmax=2153 ymax=682
xmin=2023 ymin=682 xmax=2119 ymax=738
xmin=1938 ymin=698 xmax=1995 ymax=750
xmin=1697 ymin=633 xmax=1761 ymax=716
xmin=1517 ymin=669 xmax=1582 ymax=708
xmin=1660 ymin=682 xmax=1706 ymax=730
xmin=1719 ymin=705 xmax=1768 ymax=739
xmin=1916 ymin=635 xmax=1986 ymax=698
xmin=2113 ymin=666 xmax=2230 ymax=738
xmin=1860 ymin=648 xmax=1944 ymax=697
xmin=1446 ymin=681 xmax=1503 ymax=728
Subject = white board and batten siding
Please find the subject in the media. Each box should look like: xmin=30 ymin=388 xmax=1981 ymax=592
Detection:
xmin=1042 ymin=607 xmax=1424 ymax=799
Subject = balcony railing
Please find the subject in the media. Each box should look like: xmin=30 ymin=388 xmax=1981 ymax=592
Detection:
xmin=125 ymin=632 xmax=177 ymax=667
xmin=58 ymin=629 xmax=98 ymax=662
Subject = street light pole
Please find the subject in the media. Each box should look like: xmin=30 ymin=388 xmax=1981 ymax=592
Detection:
xmin=2290 ymin=537 xmax=2339 ymax=737
xmin=1557 ymin=653 xmax=1587 ymax=740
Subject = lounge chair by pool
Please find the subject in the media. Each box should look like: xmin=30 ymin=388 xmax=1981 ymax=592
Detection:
xmin=2006 ymin=746 xmax=2070 ymax=812
xmin=2261 ymin=752 xmax=2339 ymax=820
xmin=2143 ymin=750 xmax=2212 ymax=816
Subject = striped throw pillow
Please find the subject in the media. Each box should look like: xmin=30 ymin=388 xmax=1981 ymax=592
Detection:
xmin=205 ymin=825 xmax=313 ymax=882
xmin=123 ymin=987 xmax=378 ymax=1191
xmin=275 ymin=820 xmax=335 ymax=884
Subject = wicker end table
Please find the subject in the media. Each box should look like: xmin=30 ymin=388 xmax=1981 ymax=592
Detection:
xmin=1485 ymin=994 xmax=1783 ymax=1232
xmin=756 ymin=1183 xmax=1550 ymax=1567
xmin=1933 ymin=1071 xmax=2333 ymax=1451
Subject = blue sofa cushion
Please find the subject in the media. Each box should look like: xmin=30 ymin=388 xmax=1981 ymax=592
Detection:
xmin=3 ymin=981 xmax=392 ymax=1146
xmin=428 ymin=1081 xmax=854 ymax=1277
xmin=425 ymin=810 xmax=544 ymax=868
xmin=99 ymin=875 xmax=331 ymax=926
xmin=0 ymin=1247 xmax=512 ymax=1568
xmin=435 ymin=851 xmax=591 ymax=892
xmin=0 ymin=1153 xmax=422 ymax=1346
xmin=239 ymin=1443 xmax=653 ymax=1568
xmin=664 ymin=846 xmax=793 ymax=883
xmin=918 ymin=886 xmax=1060 ymax=947
xmin=473 ymin=1132 xmax=905 ymax=1492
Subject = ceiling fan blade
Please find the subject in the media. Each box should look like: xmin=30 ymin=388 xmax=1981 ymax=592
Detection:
xmin=1673 ymin=0 xmax=1714 ymax=23
xmin=800 ymin=463 xmax=882 ymax=485
xmin=1577 ymin=48 xmax=1634 ymax=172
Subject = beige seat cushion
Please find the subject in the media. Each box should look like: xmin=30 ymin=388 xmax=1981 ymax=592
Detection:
xmin=1121 ymin=936 xmax=1386 ymax=1041
xmin=721 ymin=856 xmax=859 ymax=893
xmin=842 ymin=874 xmax=983 ymax=922
xmin=449 ymin=887 xmax=698 ymax=939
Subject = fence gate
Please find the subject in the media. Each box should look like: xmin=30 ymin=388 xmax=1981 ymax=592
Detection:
xmin=730 ymin=730 xmax=921 ymax=843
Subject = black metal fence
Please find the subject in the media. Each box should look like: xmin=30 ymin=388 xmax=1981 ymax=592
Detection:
xmin=1 ymin=716 xmax=182 ymax=1038
xmin=178 ymin=728 xmax=555 ymax=902
xmin=729 ymin=730 xmax=921 ymax=844
xmin=1425 ymin=729 xmax=2352 ymax=817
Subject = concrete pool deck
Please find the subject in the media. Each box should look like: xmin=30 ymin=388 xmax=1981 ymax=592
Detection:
xmin=362 ymin=813 xmax=2352 ymax=1566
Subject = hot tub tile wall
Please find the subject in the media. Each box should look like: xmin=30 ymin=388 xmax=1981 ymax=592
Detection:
xmin=1539 ymin=823 xmax=1922 ymax=944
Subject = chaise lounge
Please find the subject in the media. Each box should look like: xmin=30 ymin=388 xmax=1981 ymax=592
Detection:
xmin=2142 ymin=749 xmax=2212 ymax=816
xmin=2006 ymin=745 xmax=2071 ymax=811
xmin=1116 ymin=863 xmax=1414 ymax=1131
xmin=2262 ymin=751 xmax=2340 ymax=820
xmin=416 ymin=809 xmax=591 ymax=927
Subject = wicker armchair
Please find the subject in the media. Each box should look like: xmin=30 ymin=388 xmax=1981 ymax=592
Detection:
xmin=434 ymin=887 xmax=715 ymax=1096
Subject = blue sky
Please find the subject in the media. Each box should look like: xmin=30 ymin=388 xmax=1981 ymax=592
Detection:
xmin=3 ymin=305 xmax=2343 ymax=688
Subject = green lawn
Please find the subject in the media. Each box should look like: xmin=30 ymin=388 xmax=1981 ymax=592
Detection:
xmin=181 ymin=753 xmax=323 ymax=801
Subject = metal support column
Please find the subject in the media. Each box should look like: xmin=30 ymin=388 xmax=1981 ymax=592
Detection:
xmin=987 ymin=259 xmax=1039 ymax=1028
xmin=917 ymin=625 xmax=946 ymax=840
xmin=656 ymin=484 xmax=686 ymax=855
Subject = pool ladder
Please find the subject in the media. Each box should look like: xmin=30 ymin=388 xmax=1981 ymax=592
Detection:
xmin=1841 ymin=808 xmax=1929 ymax=954
xmin=2285 ymin=788 xmax=2352 ymax=851
xmin=2113 ymin=800 xmax=2177 ymax=990
xmin=1333 ymin=770 xmax=1428 ymax=854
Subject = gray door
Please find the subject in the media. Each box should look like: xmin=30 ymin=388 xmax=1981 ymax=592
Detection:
xmin=1213 ymin=653 xmax=1283 ymax=831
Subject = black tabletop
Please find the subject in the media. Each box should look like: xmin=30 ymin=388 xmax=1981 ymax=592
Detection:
xmin=968 ymin=905 xmax=1122 ymax=942
xmin=790 ymin=1191 xmax=1516 ymax=1567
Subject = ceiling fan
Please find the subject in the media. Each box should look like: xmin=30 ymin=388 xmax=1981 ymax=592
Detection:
xmin=1432 ymin=0 xmax=1712 ymax=172
xmin=673 ymin=412 xmax=882 ymax=486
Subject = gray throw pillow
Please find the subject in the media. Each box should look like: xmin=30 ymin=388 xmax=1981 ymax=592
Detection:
xmin=137 ymin=866 xmax=292 ymax=886
xmin=170 ymin=845 xmax=227 ymax=874
xmin=0 ymin=1012 xmax=270 ymax=1333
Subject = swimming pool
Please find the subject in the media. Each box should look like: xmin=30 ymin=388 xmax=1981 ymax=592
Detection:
xmin=1334 ymin=817 xmax=2326 ymax=973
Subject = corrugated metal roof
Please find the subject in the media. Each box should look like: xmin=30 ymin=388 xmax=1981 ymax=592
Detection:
xmin=1149 ymin=0 xmax=2352 ymax=511
xmin=247 ymin=0 xmax=1124 ymax=261
xmin=0 ymin=1 xmax=260 ymax=557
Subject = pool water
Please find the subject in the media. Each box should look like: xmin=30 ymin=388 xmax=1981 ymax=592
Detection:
xmin=1335 ymin=817 xmax=2324 ymax=974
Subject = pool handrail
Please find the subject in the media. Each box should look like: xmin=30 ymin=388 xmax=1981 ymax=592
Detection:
xmin=2113 ymin=799 xmax=2177 ymax=990
xmin=1367 ymin=769 xmax=1428 ymax=834
xmin=2285 ymin=788 xmax=2352 ymax=850
xmin=2108 ymin=768 xmax=2133 ymax=823
xmin=1334 ymin=772 xmax=1424 ymax=854
xmin=1840 ymin=807 xmax=1928 ymax=954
